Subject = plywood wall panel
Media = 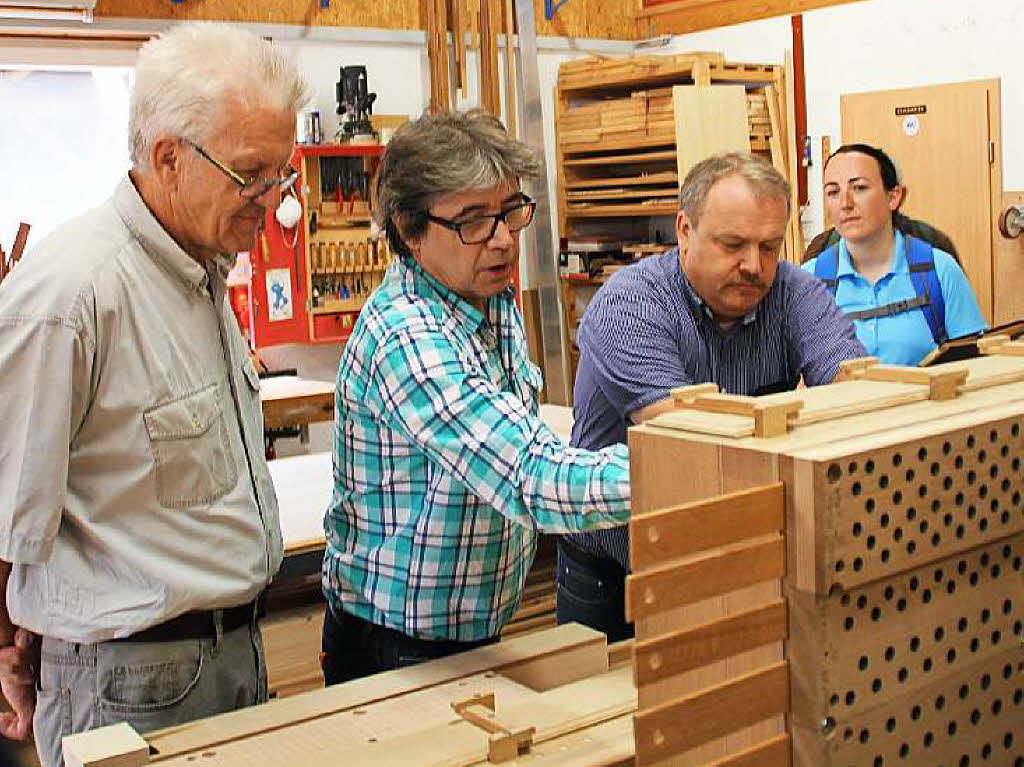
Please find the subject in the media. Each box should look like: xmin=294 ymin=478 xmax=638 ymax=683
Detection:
xmin=94 ymin=0 xmax=637 ymax=41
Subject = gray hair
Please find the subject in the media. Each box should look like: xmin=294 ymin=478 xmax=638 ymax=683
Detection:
xmin=373 ymin=109 xmax=541 ymax=257
xmin=679 ymin=152 xmax=791 ymax=227
xmin=129 ymin=23 xmax=311 ymax=168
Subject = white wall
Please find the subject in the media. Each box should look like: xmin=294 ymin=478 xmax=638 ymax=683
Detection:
xmin=645 ymin=0 xmax=1024 ymax=237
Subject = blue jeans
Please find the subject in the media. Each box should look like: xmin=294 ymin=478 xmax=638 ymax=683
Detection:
xmin=320 ymin=607 xmax=498 ymax=686
xmin=555 ymin=538 xmax=633 ymax=642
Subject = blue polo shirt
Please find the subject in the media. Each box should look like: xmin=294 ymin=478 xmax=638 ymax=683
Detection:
xmin=802 ymin=232 xmax=986 ymax=366
xmin=566 ymin=249 xmax=866 ymax=568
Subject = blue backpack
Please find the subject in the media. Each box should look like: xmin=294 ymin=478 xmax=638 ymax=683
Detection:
xmin=813 ymin=235 xmax=947 ymax=345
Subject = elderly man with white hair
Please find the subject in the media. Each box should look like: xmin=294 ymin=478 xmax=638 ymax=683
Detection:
xmin=0 ymin=24 xmax=309 ymax=766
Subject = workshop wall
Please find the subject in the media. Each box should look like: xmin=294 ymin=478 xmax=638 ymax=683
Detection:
xmin=92 ymin=0 xmax=636 ymax=41
xmin=656 ymin=0 xmax=1024 ymax=239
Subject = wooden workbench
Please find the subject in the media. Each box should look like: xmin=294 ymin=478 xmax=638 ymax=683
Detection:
xmin=64 ymin=625 xmax=638 ymax=767
xmin=260 ymin=376 xmax=335 ymax=430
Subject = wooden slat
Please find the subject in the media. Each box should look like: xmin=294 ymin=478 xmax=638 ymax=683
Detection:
xmin=634 ymin=661 xmax=789 ymax=763
xmin=564 ymin=149 xmax=676 ymax=166
xmin=633 ymin=599 xmax=787 ymax=686
xmin=626 ymin=534 xmax=785 ymax=621
xmin=697 ymin=733 xmax=791 ymax=767
xmin=566 ymin=202 xmax=678 ymax=218
xmin=564 ymin=172 xmax=678 ymax=189
xmin=631 ymin=483 xmax=784 ymax=570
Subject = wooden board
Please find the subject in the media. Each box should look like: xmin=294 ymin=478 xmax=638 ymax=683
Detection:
xmin=672 ymin=85 xmax=750 ymax=181
xmin=259 ymin=375 xmax=334 ymax=429
xmin=142 ymin=624 xmax=608 ymax=760
xmin=630 ymin=483 xmax=784 ymax=570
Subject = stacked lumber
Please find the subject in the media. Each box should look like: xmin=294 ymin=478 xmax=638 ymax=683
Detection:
xmin=558 ymin=88 xmax=674 ymax=146
xmin=558 ymin=51 xmax=726 ymax=93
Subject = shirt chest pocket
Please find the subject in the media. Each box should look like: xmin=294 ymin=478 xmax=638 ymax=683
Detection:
xmin=143 ymin=384 xmax=239 ymax=509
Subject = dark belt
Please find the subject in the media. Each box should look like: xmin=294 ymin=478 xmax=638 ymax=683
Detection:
xmin=116 ymin=593 xmax=266 ymax=643
xmin=558 ymin=537 xmax=625 ymax=577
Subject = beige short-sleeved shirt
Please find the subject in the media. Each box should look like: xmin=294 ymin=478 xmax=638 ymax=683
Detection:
xmin=0 ymin=176 xmax=282 ymax=643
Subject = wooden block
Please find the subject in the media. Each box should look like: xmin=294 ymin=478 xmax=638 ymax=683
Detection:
xmin=488 ymin=726 xmax=535 ymax=763
xmin=687 ymin=392 xmax=759 ymax=417
xmin=753 ymin=400 xmax=803 ymax=438
xmin=860 ymin=364 xmax=968 ymax=401
xmin=626 ymin=534 xmax=785 ymax=621
xmin=978 ymin=333 xmax=1024 ymax=356
xmin=631 ymin=483 xmax=784 ymax=570
xmin=671 ymin=382 xmax=719 ymax=405
xmin=633 ymin=599 xmax=788 ymax=686
xmin=63 ymin=723 xmax=149 ymax=767
xmin=837 ymin=355 xmax=880 ymax=380
xmin=634 ymin=661 xmax=789 ymax=763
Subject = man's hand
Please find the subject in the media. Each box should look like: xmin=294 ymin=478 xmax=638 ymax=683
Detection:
xmin=0 ymin=629 xmax=39 ymax=740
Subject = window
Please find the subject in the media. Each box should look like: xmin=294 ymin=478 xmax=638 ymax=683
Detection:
xmin=0 ymin=68 xmax=132 ymax=252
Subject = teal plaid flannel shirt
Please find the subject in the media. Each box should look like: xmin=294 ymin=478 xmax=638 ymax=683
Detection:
xmin=322 ymin=254 xmax=631 ymax=641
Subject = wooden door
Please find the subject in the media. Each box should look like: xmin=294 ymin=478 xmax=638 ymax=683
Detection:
xmin=841 ymin=80 xmax=997 ymax=323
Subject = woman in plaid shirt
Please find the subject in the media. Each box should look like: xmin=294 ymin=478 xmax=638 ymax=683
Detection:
xmin=320 ymin=110 xmax=632 ymax=683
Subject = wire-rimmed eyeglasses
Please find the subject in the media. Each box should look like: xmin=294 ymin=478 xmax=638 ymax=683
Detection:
xmin=183 ymin=139 xmax=298 ymax=200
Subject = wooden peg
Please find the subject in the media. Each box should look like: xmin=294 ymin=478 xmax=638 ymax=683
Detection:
xmin=63 ymin=722 xmax=149 ymax=767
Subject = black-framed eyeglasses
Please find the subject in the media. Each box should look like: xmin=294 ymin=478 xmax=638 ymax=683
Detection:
xmin=183 ymin=139 xmax=299 ymax=200
xmin=426 ymin=196 xmax=537 ymax=245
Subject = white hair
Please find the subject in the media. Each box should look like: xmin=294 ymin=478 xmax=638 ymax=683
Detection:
xmin=129 ymin=23 xmax=311 ymax=168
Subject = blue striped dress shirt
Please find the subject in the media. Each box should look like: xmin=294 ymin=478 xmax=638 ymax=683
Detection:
xmin=567 ymin=248 xmax=866 ymax=568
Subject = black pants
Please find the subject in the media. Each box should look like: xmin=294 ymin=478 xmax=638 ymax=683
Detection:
xmin=320 ymin=607 xmax=499 ymax=686
xmin=554 ymin=538 xmax=634 ymax=642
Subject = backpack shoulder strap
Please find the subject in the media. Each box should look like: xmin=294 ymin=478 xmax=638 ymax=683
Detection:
xmin=813 ymin=243 xmax=841 ymax=295
xmin=904 ymin=235 xmax=947 ymax=345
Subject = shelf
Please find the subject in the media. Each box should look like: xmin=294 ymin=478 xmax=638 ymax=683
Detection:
xmin=312 ymin=299 xmax=367 ymax=315
xmin=318 ymin=215 xmax=372 ymax=229
xmin=564 ymin=150 xmax=677 ymax=167
xmin=565 ymin=172 xmax=678 ymax=190
xmin=566 ymin=189 xmax=677 ymax=202
xmin=295 ymin=143 xmax=385 ymax=157
xmin=558 ymin=62 xmax=775 ymax=97
xmin=560 ymin=135 xmax=676 ymax=156
xmin=565 ymin=202 xmax=677 ymax=218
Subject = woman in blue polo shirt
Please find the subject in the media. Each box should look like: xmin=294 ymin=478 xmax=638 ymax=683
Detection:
xmin=803 ymin=144 xmax=985 ymax=365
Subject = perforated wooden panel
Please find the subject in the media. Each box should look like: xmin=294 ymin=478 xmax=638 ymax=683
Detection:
xmin=810 ymin=416 xmax=1024 ymax=593
xmin=820 ymin=648 xmax=1023 ymax=767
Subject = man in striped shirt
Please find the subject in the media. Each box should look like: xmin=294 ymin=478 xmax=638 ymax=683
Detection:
xmin=558 ymin=152 xmax=865 ymax=641
xmin=321 ymin=111 xmax=632 ymax=683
